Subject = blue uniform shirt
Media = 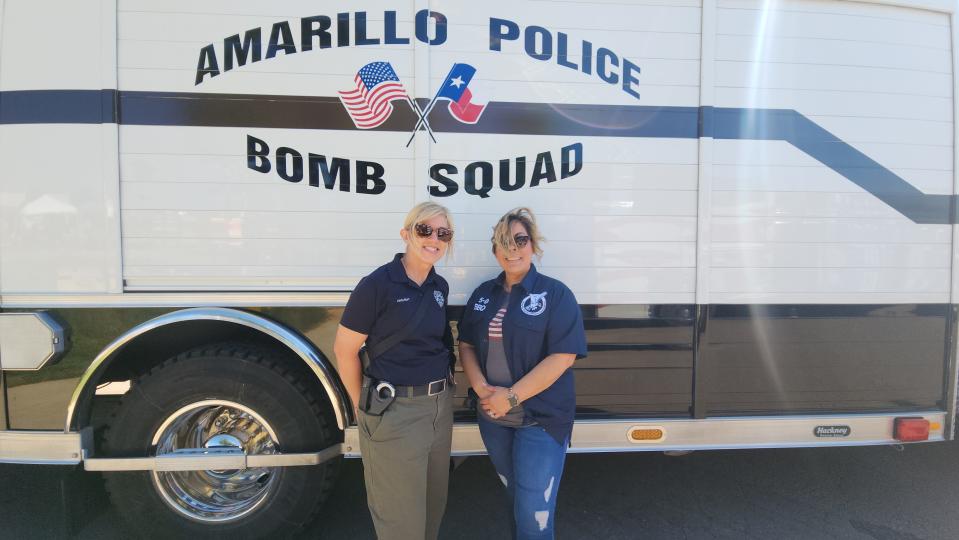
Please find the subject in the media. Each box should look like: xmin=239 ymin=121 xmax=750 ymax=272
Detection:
xmin=340 ymin=253 xmax=454 ymax=386
xmin=458 ymin=264 xmax=587 ymax=444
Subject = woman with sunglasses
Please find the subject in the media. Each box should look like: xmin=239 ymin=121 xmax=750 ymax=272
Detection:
xmin=458 ymin=207 xmax=587 ymax=539
xmin=334 ymin=201 xmax=456 ymax=540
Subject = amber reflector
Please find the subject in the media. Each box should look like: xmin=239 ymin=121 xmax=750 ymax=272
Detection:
xmin=629 ymin=428 xmax=664 ymax=441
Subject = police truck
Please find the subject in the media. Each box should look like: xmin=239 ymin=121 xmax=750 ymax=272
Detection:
xmin=1 ymin=0 xmax=957 ymax=536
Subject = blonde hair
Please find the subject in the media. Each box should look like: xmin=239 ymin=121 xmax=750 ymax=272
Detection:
xmin=403 ymin=201 xmax=455 ymax=255
xmin=491 ymin=207 xmax=544 ymax=258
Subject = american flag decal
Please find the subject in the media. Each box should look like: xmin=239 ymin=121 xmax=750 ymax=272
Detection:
xmin=338 ymin=62 xmax=409 ymax=129
xmin=488 ymin=307 xmax=507 ymax=340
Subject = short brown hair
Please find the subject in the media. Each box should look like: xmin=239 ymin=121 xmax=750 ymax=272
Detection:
xmin=491 ymin=207 xmax=544 ymax=257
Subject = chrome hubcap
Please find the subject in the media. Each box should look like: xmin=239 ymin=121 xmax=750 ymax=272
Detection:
xmin=150 ymin=400 xmax=280 ymax=523
xmin=203 ymin=433 xmax=244 ymax=478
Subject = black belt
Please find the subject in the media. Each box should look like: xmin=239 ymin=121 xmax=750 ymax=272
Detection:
xmin=365 ymin=376 xmax=449 ymax=398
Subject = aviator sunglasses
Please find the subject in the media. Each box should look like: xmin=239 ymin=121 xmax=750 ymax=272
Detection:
xmin=414 ymin=223 xmax=454 ymax=242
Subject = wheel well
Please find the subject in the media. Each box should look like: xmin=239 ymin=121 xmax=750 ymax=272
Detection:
xmin=77 ymin=318 xmax=345 ymax=439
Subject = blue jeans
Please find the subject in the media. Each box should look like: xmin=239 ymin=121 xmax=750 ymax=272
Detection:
xmin=478 ymin=418 xmax=568 ymax=540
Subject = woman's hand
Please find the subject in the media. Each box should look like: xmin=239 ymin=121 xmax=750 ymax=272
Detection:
xmin=475 ymin=381 xmax=496 ymax=400
xmin=480 ymin=386 xmax=512 ymax=418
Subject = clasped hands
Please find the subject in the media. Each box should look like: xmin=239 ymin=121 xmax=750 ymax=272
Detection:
xmin=477 ymin=382 xmax=512 ymax=418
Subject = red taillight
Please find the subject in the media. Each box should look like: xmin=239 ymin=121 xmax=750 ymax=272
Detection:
xmin=894 ymin=417 xmax=930 ymax=442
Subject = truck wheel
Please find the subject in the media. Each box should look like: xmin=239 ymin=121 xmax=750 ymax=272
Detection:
xmin=101 ymin=343 xmax=340 ymax=538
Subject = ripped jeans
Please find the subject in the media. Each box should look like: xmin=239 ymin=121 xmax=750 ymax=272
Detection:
xmin=478 ymin=419 xmax=568 ymax=540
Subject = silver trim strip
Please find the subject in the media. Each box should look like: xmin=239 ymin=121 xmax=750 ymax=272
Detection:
xmin=65 ymin=308 xmax=350 ymax=432
xmin=947 ymin=307 xmax=958 ymax=440
xmin=0 ymin=370 xmax=6 ymax=431
xmin=83 ymin=444 xmax=345 ymax=471
xmin=3 ymin=411 xmax=948 ymax=467
xmin=342 ymin=412 xmax=948 ymax=456
xmin=1 ymin=292 xmax=352 ymax=308
xmin=694 ymin=0 xmax=715 ymax=305
xmin=0 ymin=430 xmax=87 ymax=465
xmin=949 ymin=9 xmax=959 ymax=440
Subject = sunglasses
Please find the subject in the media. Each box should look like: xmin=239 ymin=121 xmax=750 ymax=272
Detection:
xmin=513 ymin=234 xmax=531 ymax=248
xmin=414 ymin=223 xmax=454 ymax=242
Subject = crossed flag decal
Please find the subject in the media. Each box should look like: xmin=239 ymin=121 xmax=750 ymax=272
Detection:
xmin=338 ymin=61 xmax=487 ymax=146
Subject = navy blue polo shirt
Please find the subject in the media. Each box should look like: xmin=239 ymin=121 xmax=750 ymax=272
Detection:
xmin=340 ymin=253 xmax=454 ymax=386
xmin=458 ymin=264 xmax=587 ymax=444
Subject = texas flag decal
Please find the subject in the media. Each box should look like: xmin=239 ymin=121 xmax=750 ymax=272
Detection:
xmin=434 ymin=63 xmax=487 ymax=124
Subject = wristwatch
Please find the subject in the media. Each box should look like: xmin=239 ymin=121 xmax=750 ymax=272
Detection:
xmin=507 ymin=388 xmax=519 ymax=409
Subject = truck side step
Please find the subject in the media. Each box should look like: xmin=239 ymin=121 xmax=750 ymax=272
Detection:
xmin=83 ymin=444 xmax=344 ymax=472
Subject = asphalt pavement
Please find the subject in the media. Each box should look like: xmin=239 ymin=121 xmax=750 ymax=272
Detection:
xmin=2 ymin=439 xmax=957 ymax=539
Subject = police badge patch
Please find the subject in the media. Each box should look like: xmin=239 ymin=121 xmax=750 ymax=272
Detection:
xmin=521 ymin=292 xmax=548 ymax=316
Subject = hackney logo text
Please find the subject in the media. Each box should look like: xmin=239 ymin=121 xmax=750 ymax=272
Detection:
xmin=813 ymin=426 xmax=851 ymax=438
xmin=193 ymin=10 xmax=641 ymax=199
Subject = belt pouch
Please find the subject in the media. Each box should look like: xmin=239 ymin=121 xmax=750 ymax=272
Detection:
xmin=359 ymin=377 xmax=395 ymax=416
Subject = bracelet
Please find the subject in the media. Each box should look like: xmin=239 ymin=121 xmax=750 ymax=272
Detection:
xmin=507 ymin=388 xmax=519 ymax=408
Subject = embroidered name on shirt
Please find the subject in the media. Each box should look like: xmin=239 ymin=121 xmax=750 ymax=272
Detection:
xmin=473 ymin=297 xmax=490 ymax=311
xmin=521 ymin=292 xmax=548 ymax=316
xmin=396 ymin=297 xmax=411 ymax=303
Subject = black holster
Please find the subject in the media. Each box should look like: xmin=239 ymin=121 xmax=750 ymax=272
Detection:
xmin=358 ymin=376 xmax=396 ymax=416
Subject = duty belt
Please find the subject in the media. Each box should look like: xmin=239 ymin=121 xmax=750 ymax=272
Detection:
xmin=366 ymin=376 xmax=449 ymax=398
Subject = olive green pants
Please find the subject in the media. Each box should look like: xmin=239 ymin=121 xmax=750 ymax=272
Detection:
xmin=357 ymin=387 xmax=453 ymax=540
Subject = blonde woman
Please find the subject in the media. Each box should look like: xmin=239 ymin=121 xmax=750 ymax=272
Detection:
xmin=458 ymin=207 xmax=587 ymax=539
xmin=334 ymin=202 xmax=456 ymax=540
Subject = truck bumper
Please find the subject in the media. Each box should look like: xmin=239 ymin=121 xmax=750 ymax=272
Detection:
xmin=0 ymin=410 xmax=946 ymax=469
xmin=344 ymin=410 xmax=949 ymax=457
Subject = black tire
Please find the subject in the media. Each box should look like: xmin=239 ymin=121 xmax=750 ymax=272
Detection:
xmin=101 ymin=343 xmax=341 ymax=539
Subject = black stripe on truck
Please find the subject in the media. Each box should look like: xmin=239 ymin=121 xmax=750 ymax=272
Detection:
xmin=0 ymin=89 xmax=116 ymax=124
xmin=2 ymin=304 xmax=951 ymax=429
xmin=2 ymin=89 xmax=955 ymax=223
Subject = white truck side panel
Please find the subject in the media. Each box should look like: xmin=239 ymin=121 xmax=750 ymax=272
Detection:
xmin=0 ymin=0 xmax=943 ymax=304
xmin=0 ymin=0 xmax=111 ymax=92
xmin=119 ymin=1 xmax=953 ymax=303
xmin=115 ymin=0 xmax=706 ymax=303
xmin=709 ymin=0 xmax=954 ymax=303
xmin=0 ymin=0 xmax=121 ymax=295
xmin=117 ymin=2 xmax=701 ymax=106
